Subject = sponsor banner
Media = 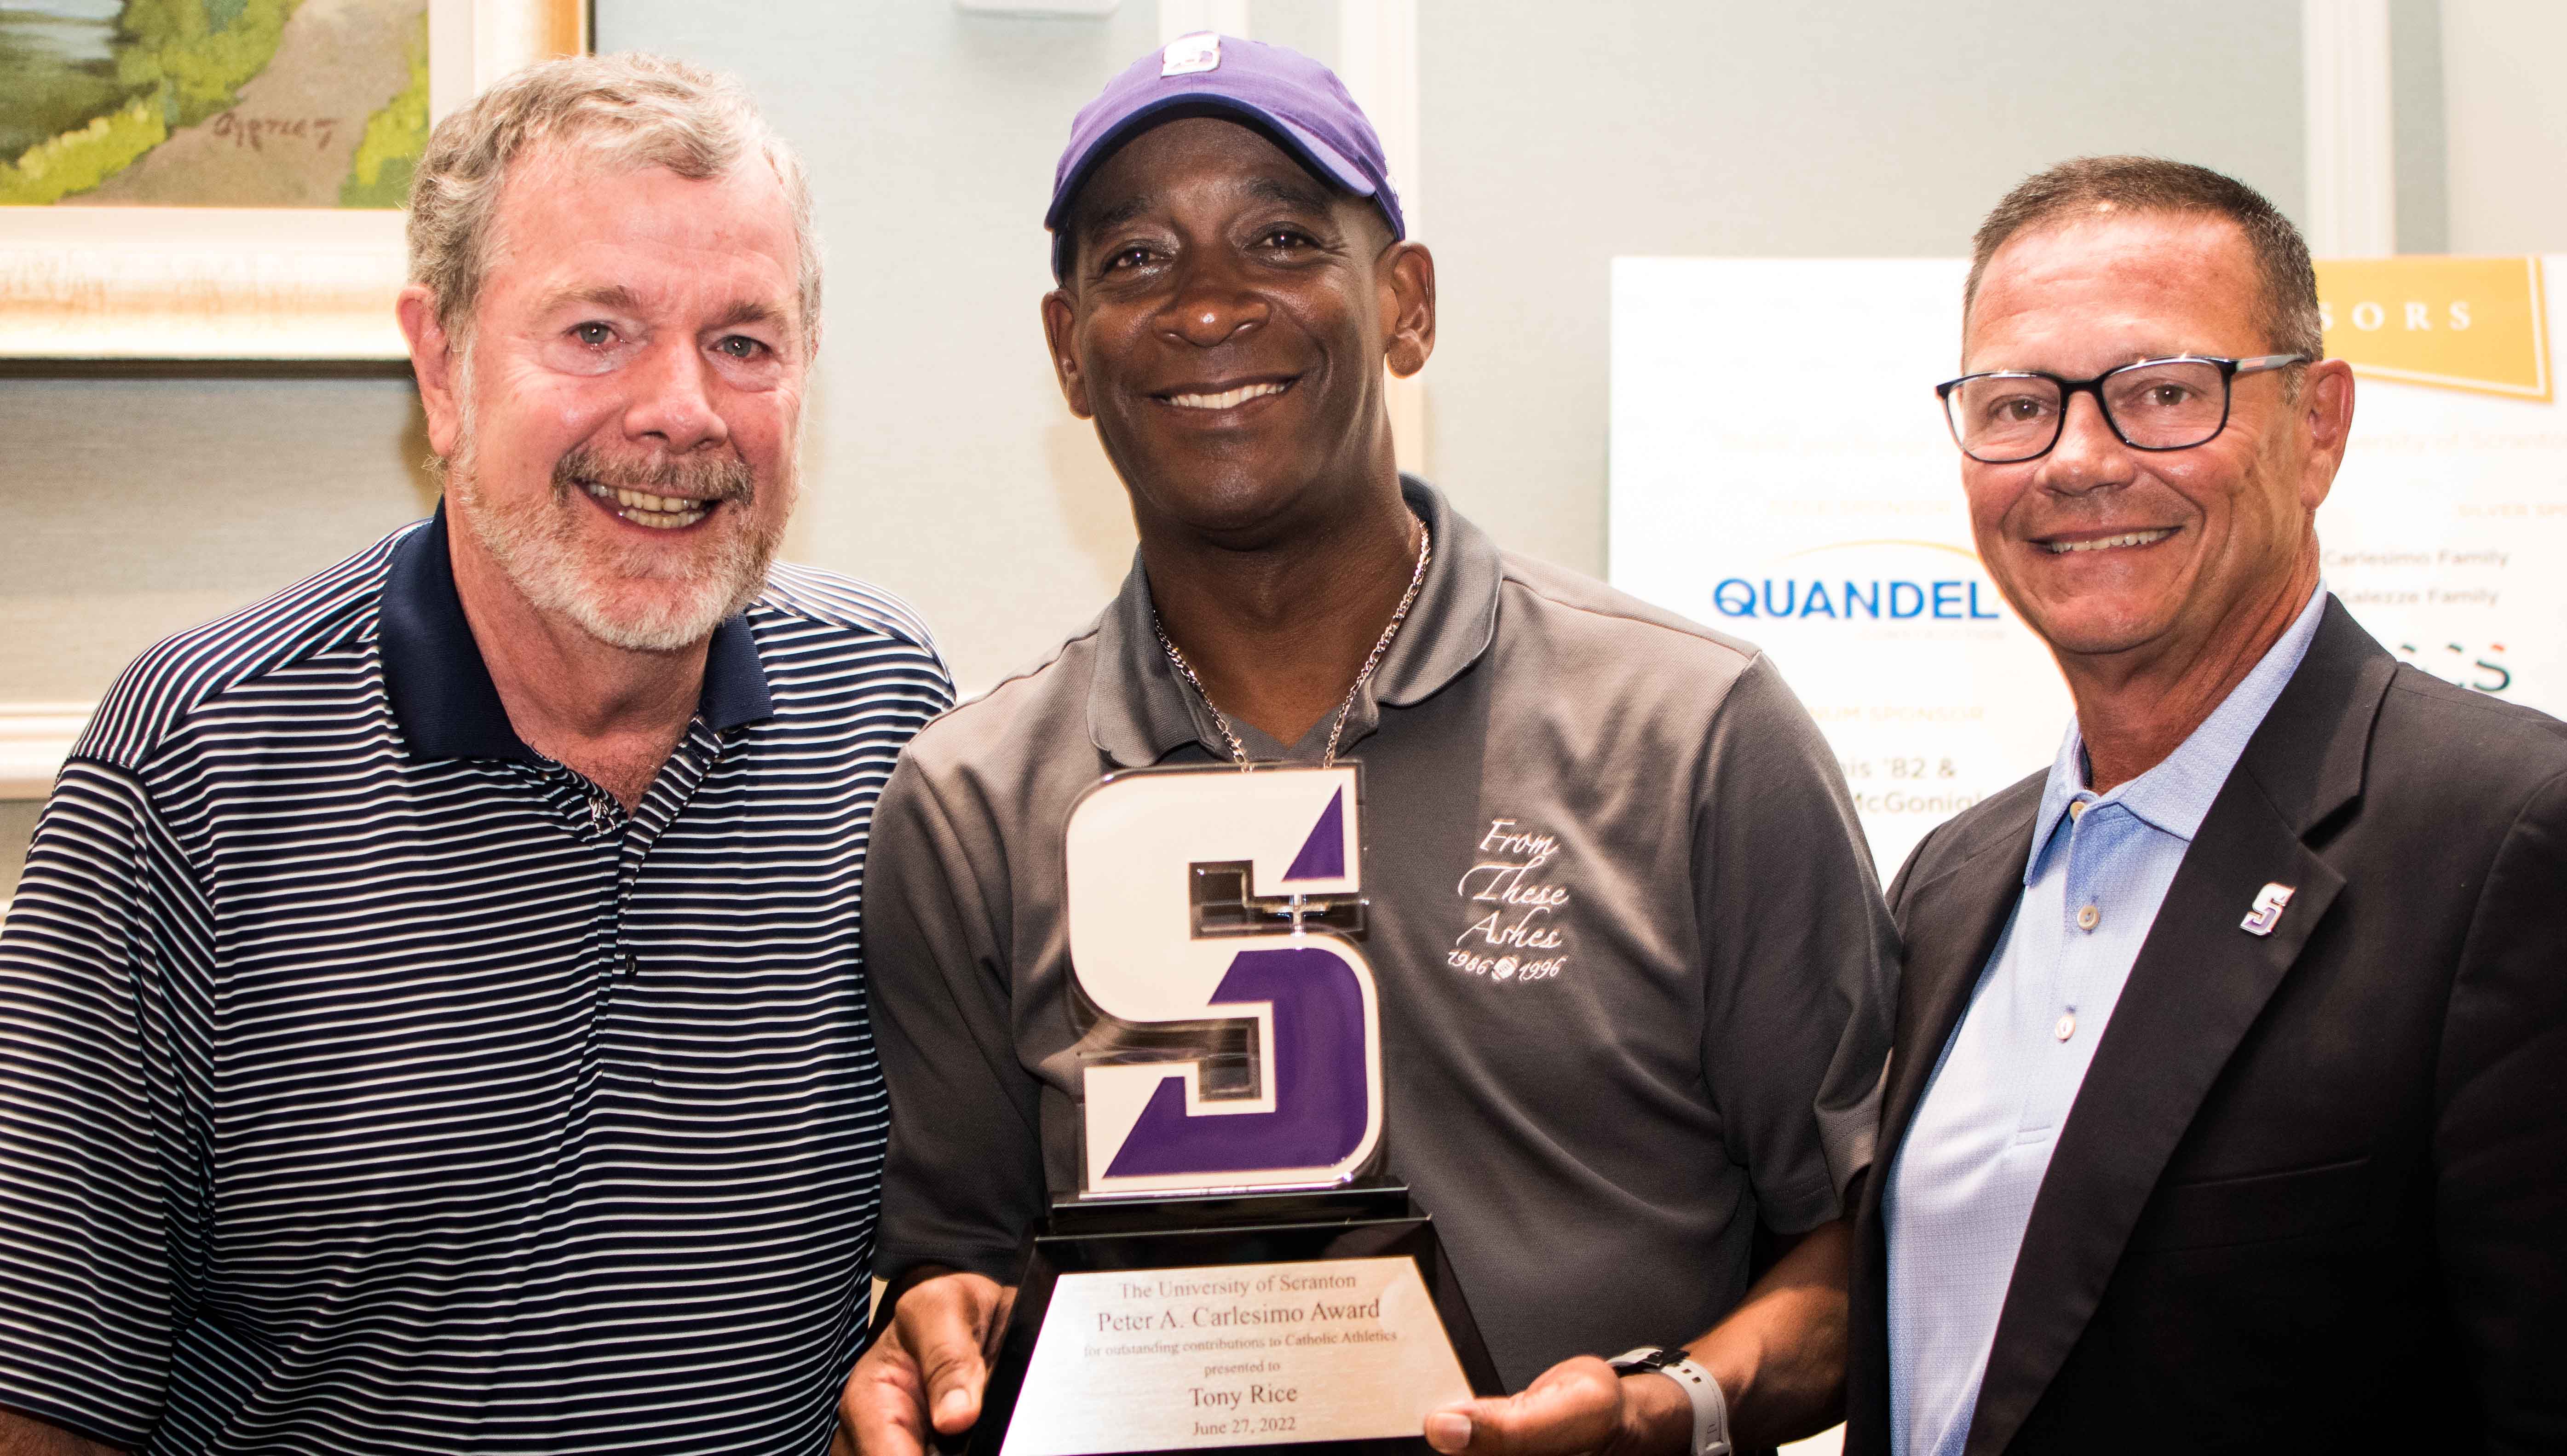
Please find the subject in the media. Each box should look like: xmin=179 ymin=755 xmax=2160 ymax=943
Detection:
xmin=1608 ymin=257 xmax=2053 ymax=878
xmin=2316 ymin=256 xmax=2549 ymax=400
xmin=2315 ymin=258 xmax=2567 ymax=713
xmin=1608 ymin=256 xmax=2567 ymax=878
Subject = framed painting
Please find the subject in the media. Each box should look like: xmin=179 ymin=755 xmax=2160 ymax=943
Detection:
xmin=0 ymin=0 xmax=588 ymax=359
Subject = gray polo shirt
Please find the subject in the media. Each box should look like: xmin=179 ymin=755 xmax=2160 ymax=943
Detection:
xmin=869 ymin=478 xmax=1894 ymax=1387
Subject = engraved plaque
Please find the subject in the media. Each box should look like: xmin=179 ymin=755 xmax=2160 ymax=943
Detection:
xmin=969 ymin=1189 xmax=1501 ymax=1456
xmin=1001 ymin=1257 xmax=1471 ymax=1455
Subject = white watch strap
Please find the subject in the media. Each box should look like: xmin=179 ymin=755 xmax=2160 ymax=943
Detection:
xmin=1606 ymin=1347 xmax=1731 ymax=1456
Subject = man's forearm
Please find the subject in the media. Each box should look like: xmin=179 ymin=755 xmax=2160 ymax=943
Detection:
xmin=1684 ymin=1216 xmax=1853 ymax=1450
xmin=0 ymin=1409 xmax=124 ymax=1456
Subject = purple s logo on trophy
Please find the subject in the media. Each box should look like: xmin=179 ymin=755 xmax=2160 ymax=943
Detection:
xmin=1064 ymin=765 xmax=1384 ymax=1196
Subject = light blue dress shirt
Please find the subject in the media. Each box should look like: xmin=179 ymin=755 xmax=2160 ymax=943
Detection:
xmin=1882 ymin=584 xmax=2327 ymax=1456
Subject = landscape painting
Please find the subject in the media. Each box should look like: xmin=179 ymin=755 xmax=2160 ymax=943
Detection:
xmin=0 ymin=0 xmax=580 ymax=358
xmin=1 ymin=0 xmax=430 ymax=209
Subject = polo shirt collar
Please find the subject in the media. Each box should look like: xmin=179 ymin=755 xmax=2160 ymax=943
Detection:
xmin=382 ymin=502 xmax=774 ymax=763
xmin=2023 ymin=579 xmax=2329 ymax=884
xmin=1087 ymin=475 xmax=1502 ymax=769
xmin=1369 ymin=476 xmax=1503 ymax=708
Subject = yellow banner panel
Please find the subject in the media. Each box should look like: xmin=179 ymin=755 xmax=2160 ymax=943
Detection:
xmin=2315 ymin=256 xmax=2549 ymax=401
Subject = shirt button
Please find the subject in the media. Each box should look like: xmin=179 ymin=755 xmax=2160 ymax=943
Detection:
xmin=2076 ymin=904 xmax=2101 ymax=931
xmin=2055 ymin=1011 xmax=2077 ymax=1041
xmin=2067 ymin=799 xmax=2088 ymax=820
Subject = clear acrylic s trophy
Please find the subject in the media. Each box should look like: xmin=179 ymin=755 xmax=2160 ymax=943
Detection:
xmin=968 ymin=763 xmax=1500 ymax=1456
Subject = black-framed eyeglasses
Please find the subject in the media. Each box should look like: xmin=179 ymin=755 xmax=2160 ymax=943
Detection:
xmin=1934 ymin=354 xmax=2307 ymax=464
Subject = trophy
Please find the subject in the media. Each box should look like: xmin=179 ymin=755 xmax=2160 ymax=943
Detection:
xmin=969 ymin=764 xmax=1501 ymax=1455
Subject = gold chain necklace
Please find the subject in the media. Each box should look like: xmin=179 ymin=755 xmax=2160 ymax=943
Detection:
xmin=1153 ymin=521 xmax=1432 ymax=771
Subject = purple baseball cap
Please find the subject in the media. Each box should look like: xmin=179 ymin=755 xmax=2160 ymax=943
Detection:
xmin=1046 ymin=32 xmax=1405 ymax=281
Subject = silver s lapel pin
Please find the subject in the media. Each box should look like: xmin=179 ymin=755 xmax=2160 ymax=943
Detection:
xmin=2239 ymin=882 xmax=2296 ymax=936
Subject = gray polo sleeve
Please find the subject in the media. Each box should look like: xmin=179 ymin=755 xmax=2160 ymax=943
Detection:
xmin=867 ymin=753 xmax=1050 ymax=1288
xmin=0 ymin=761 xmax=184 ymax=1449
xmin=1694 ymin=653 xmax=1898 ymax=1232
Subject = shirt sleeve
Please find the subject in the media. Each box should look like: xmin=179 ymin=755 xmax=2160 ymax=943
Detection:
xmin=2435 ymin=767 xmax=2567 ymax=1450
xmin=866 ymin=754 xmax=1049 ymax=1289
xmin=1693 ymin=653 xmax=1899 ymax=1234
xmin=0 ymin=760 xmax=184 ymax=1448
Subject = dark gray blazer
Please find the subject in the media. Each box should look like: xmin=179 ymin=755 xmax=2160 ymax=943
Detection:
xmin=1847 ymin=598 xmax=2567 ymax=1455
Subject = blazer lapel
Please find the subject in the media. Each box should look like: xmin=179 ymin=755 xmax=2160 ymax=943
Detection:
xmin=1963 ymin=604 xmax=2394 ymax=1456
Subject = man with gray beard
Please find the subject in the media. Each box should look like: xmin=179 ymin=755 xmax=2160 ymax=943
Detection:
xmin=0 ymin=55 xmax=949 ymax=1456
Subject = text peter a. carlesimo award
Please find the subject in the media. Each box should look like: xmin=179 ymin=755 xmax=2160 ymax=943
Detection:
xmin=971 ymin=764 xmax=1498 ymax=1456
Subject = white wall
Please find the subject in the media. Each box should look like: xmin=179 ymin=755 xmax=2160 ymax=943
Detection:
xmin=1417 ymin=0 xmax=2309 ymax=579
xmin=0 ymin=376 xmax=435 ymax=703
xmin=2442 ymin=0 xmax=2567 ymax=253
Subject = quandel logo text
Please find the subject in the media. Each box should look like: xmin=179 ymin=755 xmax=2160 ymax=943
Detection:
xmin=1710 ymin=577 xmax=2003 ymax=621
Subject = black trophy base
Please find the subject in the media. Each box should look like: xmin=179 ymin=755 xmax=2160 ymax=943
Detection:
xmin=966 ymin=1181 xmax=1501 ymax=1456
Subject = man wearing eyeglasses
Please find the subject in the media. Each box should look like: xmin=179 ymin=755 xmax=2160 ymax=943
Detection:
xmin=1844 ymin=156 xmax=2567 ymax=1456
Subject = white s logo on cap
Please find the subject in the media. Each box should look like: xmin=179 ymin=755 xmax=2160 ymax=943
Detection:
xmin=1163 ymin=32 xmax=1221 ymax=76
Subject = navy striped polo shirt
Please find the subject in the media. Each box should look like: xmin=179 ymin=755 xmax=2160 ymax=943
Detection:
xmin=0 ymin=512 xmax=951 ymax=1454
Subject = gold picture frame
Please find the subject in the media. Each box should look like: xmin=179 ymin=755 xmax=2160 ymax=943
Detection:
xmin=0 ymin=0 xmax=589 ymax=361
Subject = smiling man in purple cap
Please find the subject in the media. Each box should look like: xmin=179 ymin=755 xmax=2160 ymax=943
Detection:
xmin=839 ymin=35 xmax=1893 ymax=1456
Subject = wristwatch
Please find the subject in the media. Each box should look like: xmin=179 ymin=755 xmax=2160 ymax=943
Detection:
xmin=1606 ymin=1346 xmax=1732 ymax=1456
